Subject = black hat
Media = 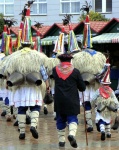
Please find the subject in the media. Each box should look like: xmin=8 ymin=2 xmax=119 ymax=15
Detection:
xmin=21 ymin=41 xmax=35 ymax=48
xmin=58 ymin=53 xmax=73 ymax=62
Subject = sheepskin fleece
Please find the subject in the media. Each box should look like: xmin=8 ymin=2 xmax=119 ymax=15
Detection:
xmin=3 ymin=48 xmax=48 ymax=106
xmin=72 ymin=51 xmax=106 ymax=74
xmin=4 ymin=48 xmax=49 ymax=75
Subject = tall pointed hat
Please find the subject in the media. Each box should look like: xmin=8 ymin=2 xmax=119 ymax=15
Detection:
xmin=100 ymin=58 xmax=111 ymax=84
xmin=68 ymin=29 xmax=80 ymax=53
xmin=53 ymin=30 xmax=65 ymax=54
xmin=21 ymin=5 xmax=32 ymax=46
xmin=81 ymin=1 xmax=92 ymax=49
xmin=1 ymin=24 xmax=13 ymax=55
xmin=83 ymin=15 xmax=92 ymax=48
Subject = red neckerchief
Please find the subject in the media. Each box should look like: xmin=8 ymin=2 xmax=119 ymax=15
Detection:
xmin=56 ymin=62 xmax=74 ymax=80
xmin=99 ymin=85 xmax=112 ymax=99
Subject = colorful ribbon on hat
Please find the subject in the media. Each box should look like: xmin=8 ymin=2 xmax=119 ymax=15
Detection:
xmin=22 ymin=17 xmax=32 ymax=43
xmin=34 ymin=36 xmax=41 ymax=52
xmin=53 ymin=32 xmax=64 ymax=54
xmin=1 ymin=32 xmax=7 ymax=52
xmin=5 ymin=35 xmax=12 ymax=55
xmin=68 ymin=30 xmax=79 ymax=52
xmin=83 ymin=15 xmax=92 ymax=48
xmin=15 ymin=29 xmax=22 ymax=50
xmin=36 ymin=36 xmax=41 ymax=52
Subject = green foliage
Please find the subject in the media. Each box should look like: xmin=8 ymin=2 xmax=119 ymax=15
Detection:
xmin=0 ymin=13 xmax=4 ymax=18
xmin=79 ymin=11 xmax=110 ymax=21
xmin=0 ymin=13 xmax=4 ymax=34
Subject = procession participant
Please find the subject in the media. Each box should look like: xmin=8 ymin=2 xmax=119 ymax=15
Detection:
xmin=0 ymin=51 xmax=14 ymax=121
xmin=0 ymin=23 xmax=13 ymax=120
xmin=70 ymin=47 xmax=106 ymax=133
xmin=4 ymin=40 xmax=50 ymax=140
xmin=52 ymin=52 xmax=86 ymax=148
xmin=91 ymin=63 xmax=119 ymax=141
xmin=0 ymin=53 xmax=7 ymax=117
xmin=68 ymin=7 xmax=106 ymax=133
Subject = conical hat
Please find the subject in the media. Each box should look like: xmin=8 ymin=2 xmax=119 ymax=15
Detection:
xmin=53 ymin=32 xmax=64 ymax=54
xmin=68 ymin=30 xmax=80 ymax=53
xmin=100 ymin=63 xmax=111 ymax=84
xmin=83 ymin=15 xmax=92 ymax=49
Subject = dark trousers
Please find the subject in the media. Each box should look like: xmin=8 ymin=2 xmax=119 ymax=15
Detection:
xmin=98 ymin=119 xmax=110 ymax=126
xmin=83 ymin=101 xmax=92 ymax=111
xmin=56 ymin=113 xmax=78 ymax=130
xmin=18 ymin=105 xmax=40 ymax=114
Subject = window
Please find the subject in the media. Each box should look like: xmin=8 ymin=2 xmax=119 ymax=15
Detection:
xmin=95 ymin=0 xmax=112 ymax=13
xmin=60 ymin=0 xmax=80 ymax=14
xmin=0 ymin=0 xmax=14 ymax=16
xmin=31 ymin=0 xmax=47 ymax=15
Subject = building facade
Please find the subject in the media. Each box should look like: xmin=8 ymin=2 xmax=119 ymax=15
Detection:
xmin=0 ymin=0 xmax=118 ymax=26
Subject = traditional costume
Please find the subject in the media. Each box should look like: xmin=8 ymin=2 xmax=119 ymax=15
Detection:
xmin=52 ymin=53 xmax=86 ymax=148
xmin=73 ymin=13 xmax=106 ymax=132
xmin=0 ymin=24 xmax=14 ymax=121
xmin=91 ymin=62 xmax=119 ymax=141
xmin=3 ymin=4 xmax=49 ymax=140
xmin=0 ymin=53 xmax=7 ymax=117
xmin=4 ymin=42 xmax=49 ymax=140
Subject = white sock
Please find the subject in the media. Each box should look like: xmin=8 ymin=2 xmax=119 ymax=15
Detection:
xmin=57 ymin=129 xmax=65 ymax=142
xmin=100 ymin=124 xmax=105 ymax=132
xmin=69 ymin=122 xmax=77 ymax=136
xmin=18 ymin=114 xmax=26 ymax=134
xmin=31 ymin=111 xmax=39 ymax=128
xmin=105 ymin=124 xmax=111 ymax=135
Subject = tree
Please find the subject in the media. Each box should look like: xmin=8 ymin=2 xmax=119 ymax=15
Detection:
xmin=0 ymin=13 xmax=4 ymax=35
xmin=79 ymin=11 xmax=110 ymax=21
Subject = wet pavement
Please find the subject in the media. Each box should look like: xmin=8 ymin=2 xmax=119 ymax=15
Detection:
xmin=0 ymin=105 xmax=119 ymax=150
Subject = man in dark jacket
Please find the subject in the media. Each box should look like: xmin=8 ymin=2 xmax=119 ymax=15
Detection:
xmin=52 ymin=53 xmax=86 ymax=148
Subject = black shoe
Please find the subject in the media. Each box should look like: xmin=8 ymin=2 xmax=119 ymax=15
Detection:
xmin=19 ymin=133 xmax=25 ymax=140
xmin=87 ymin=127 xmax=93 ymax=132
xmin=26 ymin=115 xmax=31 ymax=124
xmin=111 ymin=123 xmax=119 ymax=130
xmin=68 ymin=135 xmax=78 ymax=148
xmin=44 ymin=107 xmax=48 ymax=115
xmin=96 ymin=123 xmax=100 ymax=132
xmin=107 ymin=134 xmax=111 ymax=138
xmin=111 ymin=117 xmax=119 ymax=130
xmin=1 ymin=111 xmax=6 ymax=116
xmin=101 ymin=132 xmax=105 ymax=141
xmin=18 ymin=128 xmax=20 ymax=132
xmin=14 ymin=120 xmax=18 ymax=126
xmin=30 ymin=126 xmax=38 ymax=139
xmin=59 ymin=142 xmax=65 ymax=147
